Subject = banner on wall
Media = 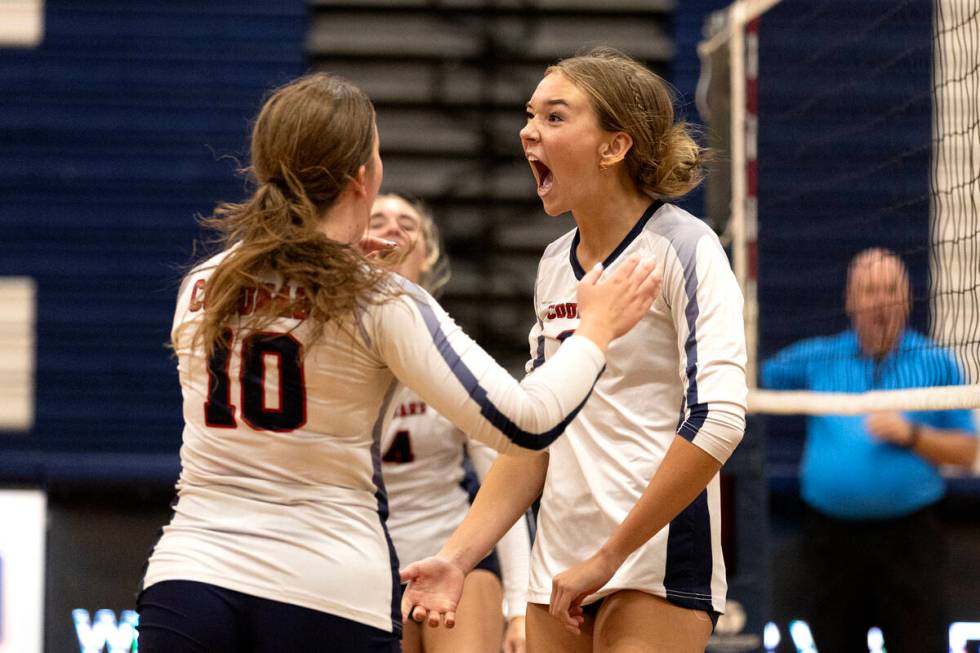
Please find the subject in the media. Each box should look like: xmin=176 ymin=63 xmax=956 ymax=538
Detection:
xmin=0 ymin=0 xmax=43 ymax=47
xmin=0 ymin=489 xmax=45 ymax=653
xmin=0 ymin=277 xmax=36 ymax=431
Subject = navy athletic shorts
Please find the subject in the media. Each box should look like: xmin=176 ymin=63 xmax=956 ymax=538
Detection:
xmin=472 ymin=548 xmax=502 ymax=581
xmin=580 ymin=594 xmax=720 ymax=631
xmin=137 ymin=580 xmax=400 ymax=653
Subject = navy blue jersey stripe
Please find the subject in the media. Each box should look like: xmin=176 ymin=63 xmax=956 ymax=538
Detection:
xmin=370 ymin=379 xmax=402 ymax=636
xmin=532 ymin=324 xmax=546 ymax=371
xmin=680 ymin=244 xmax=702 ymax=415
xmin=663 ymin=489 xmax=714 ymax=613
xmin=406 ymin=289 xmax=602 ymax=451
xmin=678 ymin=402 xmax=709 ymax=440
xmin=569 ymin=200 xmax=663 ymax=280
xmin=654 ymin=212 xmax=708 ymax=442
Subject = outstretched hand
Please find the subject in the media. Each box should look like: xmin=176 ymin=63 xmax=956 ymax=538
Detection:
xmin=400 ymin=556 xmax=466 ymax=629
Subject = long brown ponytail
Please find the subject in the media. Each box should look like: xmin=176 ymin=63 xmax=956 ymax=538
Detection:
xmin=188 ymin=72 xmax=391 ymax=355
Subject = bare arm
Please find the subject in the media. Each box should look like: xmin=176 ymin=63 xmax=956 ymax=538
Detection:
xmin=597 ymin=438 xmax=720 ymax=566
xmin=400 ymin=452 xmax=548 ymax=628
xmin=442 ymin=451 xmax=547 ymax=575
xmin=468 ymin=441 xmax=532 ymax=619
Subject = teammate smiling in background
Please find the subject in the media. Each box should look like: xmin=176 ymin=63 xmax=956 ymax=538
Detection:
xmin=370 ymin=193 xmax=530 ymax=653
xmin=402 ymin=48 xmax=747 ymax=653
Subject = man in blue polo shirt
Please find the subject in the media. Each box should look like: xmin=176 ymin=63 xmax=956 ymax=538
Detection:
xmin=761 ymin=248 xmax=976 ymax=653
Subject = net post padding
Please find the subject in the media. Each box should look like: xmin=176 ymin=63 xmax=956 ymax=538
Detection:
xmin=698 ymin=0 xmax=780 ymax=388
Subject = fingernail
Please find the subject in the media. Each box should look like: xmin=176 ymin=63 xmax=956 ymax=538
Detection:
xmin=592 ymin=262 xmax=603 ymax=271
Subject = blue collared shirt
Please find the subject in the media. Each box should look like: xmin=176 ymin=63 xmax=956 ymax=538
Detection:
xmin=761 ymin=329 xmax=976 ymax=519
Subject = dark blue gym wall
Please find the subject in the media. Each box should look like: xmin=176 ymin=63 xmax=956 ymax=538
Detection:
xmin=0 ymin=0 xmax=943 ymax=494
xmin=0 ymin=1 xmax=730 ymax=484
xmin=0 ymin=1 xmax=306 ymax=481
xmin=0 ymin=1 xmax=938 ymax=478
xmin=755 ymin=0 xmax=934 ymax=468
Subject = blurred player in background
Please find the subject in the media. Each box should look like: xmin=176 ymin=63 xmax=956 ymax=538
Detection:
xmin=761 ymin=248 xmax=976 ymax=653
xmin=135 ymin=71 xmax=662 ymax=653
xmin=370 ymin=193 xmax=529 ymax=653
xmin=402 ymin=48 xmax=747 ymax=653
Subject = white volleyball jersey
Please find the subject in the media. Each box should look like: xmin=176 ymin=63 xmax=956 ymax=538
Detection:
xmin=526 ymin=201 xmax=747 ymax=614
xmin=381 ymin=387 xmax=531 ymax=617
xmin=143 ymin=250 xmax=605 ymax=634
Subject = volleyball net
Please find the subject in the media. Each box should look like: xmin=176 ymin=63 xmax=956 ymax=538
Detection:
xmin=697 ymin=0 xmax=980 ymax=415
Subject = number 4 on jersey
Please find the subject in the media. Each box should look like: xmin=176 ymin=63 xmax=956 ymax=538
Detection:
xmin=204 ymin=330 xmax=307 ymax=432
xmin=382 ymin=430 xmax=414 ymax=464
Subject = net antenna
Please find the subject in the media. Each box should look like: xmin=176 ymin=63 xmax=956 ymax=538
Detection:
xmin=697 ymin=0 xmax=980 ymax=416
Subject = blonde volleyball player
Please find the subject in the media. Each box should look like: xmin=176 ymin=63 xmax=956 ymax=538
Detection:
xmin=370 ymin=194 xmax=530 ymax=653
xmin=136 ymin=72 xmax=662 ymax=653
xmin=401 ymin=48 xmax=747 ymax=653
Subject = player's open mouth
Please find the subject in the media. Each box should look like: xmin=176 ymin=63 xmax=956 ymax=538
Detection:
xmin=529 ymin=159 xmax=554 ymax=197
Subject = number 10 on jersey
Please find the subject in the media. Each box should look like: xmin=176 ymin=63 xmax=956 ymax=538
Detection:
xmin=204 ymin=331 xmax=307 ymax=432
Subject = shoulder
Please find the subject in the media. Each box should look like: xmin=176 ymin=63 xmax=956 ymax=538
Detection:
xmin=188 ymin=248 xmax=235 ymax=279
xmin=533 ymin=226 xmax=578 ymax=288
xmin=900 ymin=329 xmax=965 ymax=379
xmin=643 ymin=204 xmax=732 ymax=299
xmin=901 ymin=328 xmax=935 ymax=349
xmin=900 ymin=329 xmax=951 ymax=362
xmin=642 ymin=204 xmax=726 ymax=280
xmin=368 ymin=273 xmax=448 ymax=334
xmin=644 ymin=203 xmax=719 ymax=251
xmin=175 ymin=248 xmax=233 ymax=303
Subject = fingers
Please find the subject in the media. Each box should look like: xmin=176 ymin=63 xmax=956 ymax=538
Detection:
xmin=399 ymin=564 xmax=418 ymax=584
xmin=553 ymin=598 xmax=584 ymax=635
xmin=600 ymin=254 xmax=656 ymax=296
xmin=606 ymin=253 xmax=641 ymax=284
xmin=562 ymin=612 xmax=585 ymax=635
xmin=548 ymin=581 xmax=572 ymax=626
xmin=399 ymin=566 xmax=417 ymax=623
xmin=580 ymin=261 xmax=604 ymax=287
xmin=638 ymin=265 xmax=663 ymax=297
xmin=628 ymin=257 xmax=658 ymax=290
xmin=359 ymin=235 xmax=398 ymax=255
xmin=400 ymin=593 xmax=412 ymax=622
xmin=421 ymin=608 xmax=455 ymax=628
xmin=551 ymin=574 xmax=589 ymax=635
xmin=404 ymin=603 xmax=455 ymax=630
xmin=427 ymin=609 xmax=441 ymax=627
xmin=505 ymin=636 xmax=528 ymax=653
